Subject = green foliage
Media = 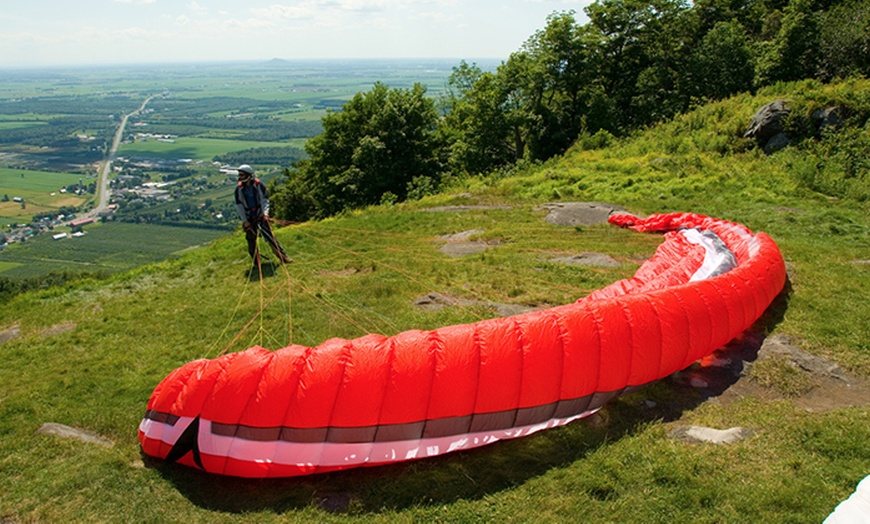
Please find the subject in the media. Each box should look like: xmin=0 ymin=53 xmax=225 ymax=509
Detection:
xmin=273 ymin=83 xmax=441 ymax=220
xmin=441 ymin=67 xmax=520 ymax=174
xmin=0 ymin=270 xmax=106 ymax=302
xmin=428 ymin=0 xmax=870 ymax=182
xmin=213 ymin=145 xmax=307 ymax=167
xmin=818 ymin=0 xmax=870 ymax=79
xmin=690 ymin=21 xmax=755 ymax=101
xmin=260 ymin=0 xmax=870 ymax=220
xmin=755 ymin=0 xmax=822 ymax=84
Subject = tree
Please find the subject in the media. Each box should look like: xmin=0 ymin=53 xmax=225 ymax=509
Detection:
xmin=818 ymin=0 xmax=870 ymax=79
xmin=689 ymin=20 xmax=755 ymax=100
xmin=441 ymin=64 xmax=519 ymax=174
xmin=273 ymin=82 xmax=441 ymax=220
xmin=755 ymin=0 xmax=821 ymax=84
xmin=509 ymin=11 xmax=615 ymax=159
xmin=585 ymin=0 xmax=691 ymax=128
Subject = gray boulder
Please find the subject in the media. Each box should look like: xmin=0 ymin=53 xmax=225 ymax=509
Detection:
xmin=812 ymin=106 xmax=843 ymax=133
xmin=745 ymin=100 xmax=792 ymax=153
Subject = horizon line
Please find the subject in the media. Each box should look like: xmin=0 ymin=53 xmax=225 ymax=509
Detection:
xmin=0 ymin=57 xmax=507 ymax=72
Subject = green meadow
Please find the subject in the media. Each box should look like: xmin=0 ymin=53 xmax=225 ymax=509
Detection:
xmin=0 ymin=221 xmax=230 ymax=278
xmin=0 ymin=78 xmax=867 ymax=522
xmin=0 ymin=168 xmax=89 ymax=227
xmin=118 ymin=136 xmax=297 ymax=162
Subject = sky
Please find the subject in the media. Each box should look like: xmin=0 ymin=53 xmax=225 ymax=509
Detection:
xmin=0 ymin=0 xmax=592 ymax=69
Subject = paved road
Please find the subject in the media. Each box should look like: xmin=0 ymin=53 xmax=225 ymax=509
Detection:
xmin=88 ymin=94 xmax=158 ymax=217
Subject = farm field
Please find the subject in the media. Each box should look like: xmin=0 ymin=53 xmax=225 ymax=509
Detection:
xmin=0 ymin=221 xmax=230 ymax=279
xmin=118 ymin=137 xmax=299 ymax=162
xmin=0 ymin=168 xmax=89 ymax=227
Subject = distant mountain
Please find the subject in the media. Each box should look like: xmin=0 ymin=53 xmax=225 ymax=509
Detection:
xmin=262 ymin=58 xmax=294 ymax=68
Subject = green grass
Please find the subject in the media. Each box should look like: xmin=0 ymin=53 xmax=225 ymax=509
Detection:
xmin=0 ymin=168 xmax=89 ymax=225
xmin=118 ymin=137 xmax=293 ymax=161
xmin=0 ymin=168 xmax=90 ymax=194
xmin=0 ymin=79 xmax=868 ymax=522
xmin=0 ymin=222 xmax=230 ymax=279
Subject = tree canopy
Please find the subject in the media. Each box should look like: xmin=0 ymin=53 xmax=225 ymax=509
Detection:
xmin=272 ymin=82 xmax=440 ymax=220
xmin=271 ymin=0 xmax=870 ymax=222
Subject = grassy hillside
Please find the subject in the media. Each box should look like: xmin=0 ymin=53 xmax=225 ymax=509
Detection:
xmin=0 ymin=80 xmax=868 ymax=522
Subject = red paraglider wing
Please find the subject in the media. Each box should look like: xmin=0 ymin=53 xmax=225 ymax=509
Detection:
xmin=139 ymin=212 xmax=787 ymax=478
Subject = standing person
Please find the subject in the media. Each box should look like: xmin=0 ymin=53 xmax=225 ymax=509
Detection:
xmin=233 ymin=164 xmax=291 ymax=265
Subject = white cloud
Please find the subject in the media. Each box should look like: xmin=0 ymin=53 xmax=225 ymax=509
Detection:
xmin=189 ymin=2 xmax=209 ymax=15
xmin=250 ymin=4 xmax=315 ymax=20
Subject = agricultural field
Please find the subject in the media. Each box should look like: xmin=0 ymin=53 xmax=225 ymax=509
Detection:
xmin=0 ymin=221 xmax=230 ymax=279
xmin=0 ymin=168 xmax=89 ymax=228
xmin=118 ymin=137 xmax=302 ymax=162
xmin=0 ymin=59 xmax=481 ymax=278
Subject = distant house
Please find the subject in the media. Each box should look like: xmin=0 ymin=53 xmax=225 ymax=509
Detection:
xmin=52 ymin=233 xmax=68 ymax=240
xmin=69 ymin=217 xmax=95 ymax=228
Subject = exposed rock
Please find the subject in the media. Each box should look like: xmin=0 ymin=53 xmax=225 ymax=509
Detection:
xmin=439 ymin=229 xmax=485 ymax=242
xmin=42 ymin=322 xmax=76 ymax=337
xmin=745 ymin=100 xmax=792 ymax=154
xmin=413 ymin=292 xmax=539 ymax=316
xmin=812 ymin=106 xmax=843 ymax=132
xmin=764 ymin=132 xmax=792 ymax=154
xmin=0 ymin=324 xmax=20 ymax=345
xmin=422 ymin=205 xmax=512 ymax=213
xmin=745 ymin=99 xmax=790 ymax=142
xmin=702 ymin=333 xmax=870 ymax=413
xmin=538 ymin=202 xmax=630 ymax=227
xmin=669 ymin=426 xmax=753 ymax=444
xmin=412 ymin=292 xmax=476 ymax=311
xmin=758 ymin=334 xmax=849 ymax=382
xmin=438 ymin=229 xmax=499 ymax=257
xmin=439 ymin=242 xmax=492 ymax=257
xmin=551 ymin=252 xmax=620 ymax=268
xmin=36 ymin=423 xmax=114 ymax=448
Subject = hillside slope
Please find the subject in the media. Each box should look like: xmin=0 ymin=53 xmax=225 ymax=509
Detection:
xmin=0 ymin=80 xmax=867 ymax=522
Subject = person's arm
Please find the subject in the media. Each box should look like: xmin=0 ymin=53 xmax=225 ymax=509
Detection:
xmin=258 ymin=181 xmax=271 ymax=217
xmin=234 ymin=186 xmax=249 ymax=223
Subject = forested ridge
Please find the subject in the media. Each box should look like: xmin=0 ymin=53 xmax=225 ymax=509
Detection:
xmin=271 ymin=0 xmax=870 ymax=221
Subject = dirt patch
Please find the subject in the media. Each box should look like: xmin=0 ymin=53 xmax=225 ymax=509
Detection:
xmin=422 ymin=205 xmax=512 ymax=213
xmin=42 ymin=322 xmax=76 ymax=337
xmin=538 ymin=202 xmax=633 ymax=227
xmin=0 ymin=324 xmax=20 ymax=345
xmin=680 ymin=333 xmax=870 ymax=413
xmin=413 ymin=292 xmax=540 ymax=317
xmin=36 ymin=422 xmax=113 ymax=448
xmin=437 ymin=230 xmax=501 ymax=258
xmin=550 ymin=252 xmax=621 ymax=267
xmin=318 ymin=267 xmax=373 ymax=278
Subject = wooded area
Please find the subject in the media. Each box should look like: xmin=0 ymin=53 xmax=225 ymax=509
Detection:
xmin=271 ymin=0 xmax=870 ymax=221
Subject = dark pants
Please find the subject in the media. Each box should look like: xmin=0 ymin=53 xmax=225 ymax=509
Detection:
xmin=245 ymin=217 xmax=287 ymax=263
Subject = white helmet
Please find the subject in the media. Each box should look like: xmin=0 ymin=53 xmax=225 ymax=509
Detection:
xmin=237 ymin=164 xmax=254 ymax=176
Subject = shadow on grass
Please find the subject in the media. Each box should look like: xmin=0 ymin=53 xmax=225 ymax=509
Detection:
xmin=147 ymin=281 xmax=792 ymax=516
xmin=245 ymin=260 xmax=280 ymax=281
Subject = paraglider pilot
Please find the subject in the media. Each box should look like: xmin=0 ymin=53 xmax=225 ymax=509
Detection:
xmin=234 ymin=164 xmax=290 ymax=265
